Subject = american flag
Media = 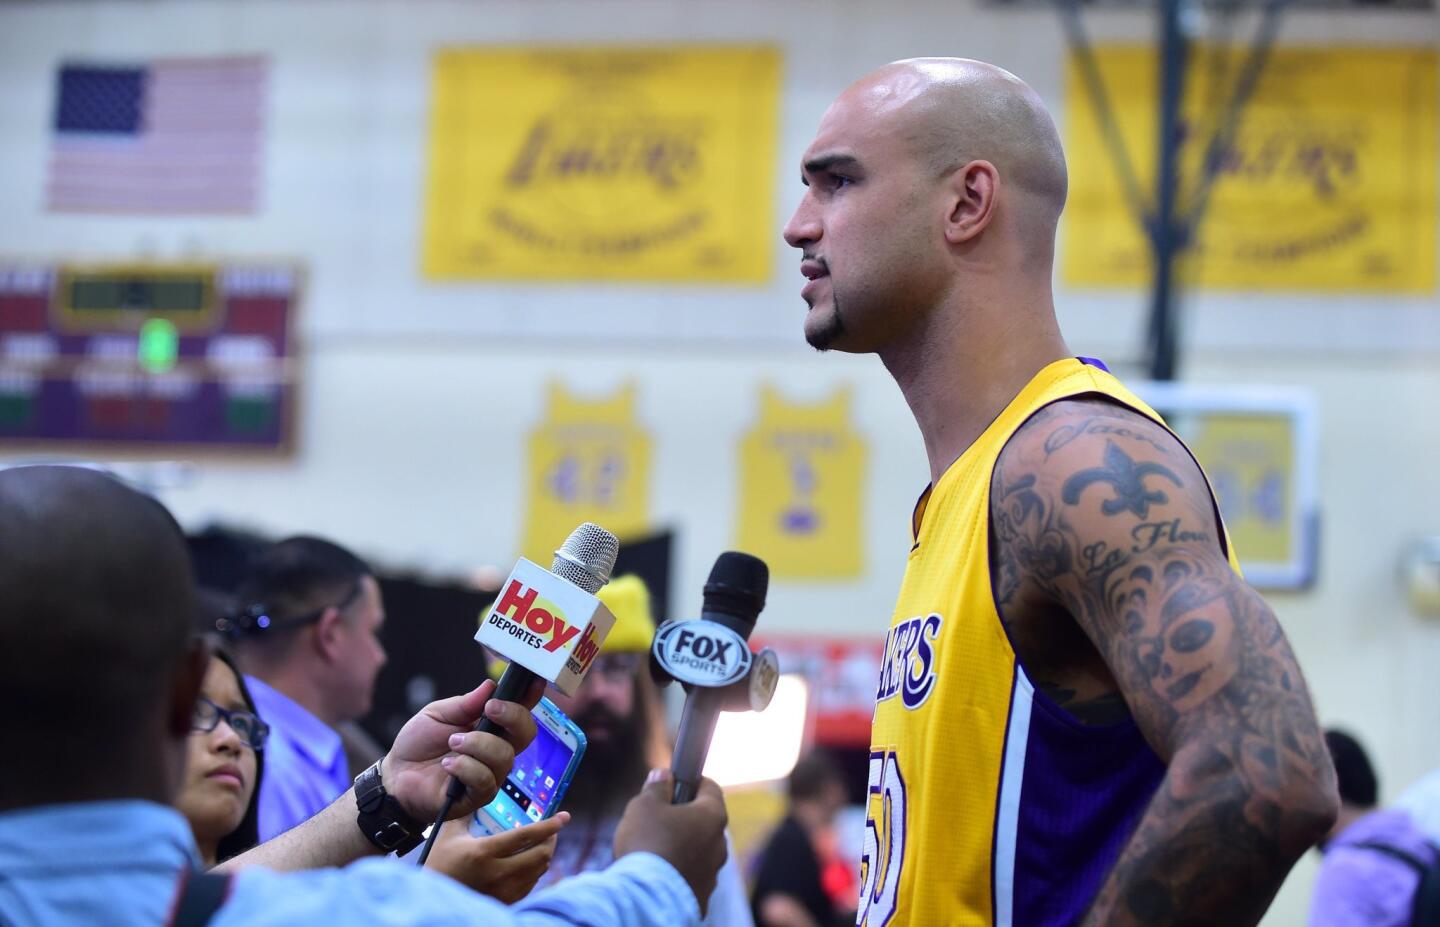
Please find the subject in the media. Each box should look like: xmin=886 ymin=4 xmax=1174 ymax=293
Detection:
xmin=47 ymin=56 xmax=267 ymax=214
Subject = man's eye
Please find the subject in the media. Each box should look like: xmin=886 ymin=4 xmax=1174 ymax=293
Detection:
xmin=832 ymin=175 xmax=854 ymax=189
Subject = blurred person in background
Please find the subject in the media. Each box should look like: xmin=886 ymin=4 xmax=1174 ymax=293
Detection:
xmin=750 ymin=749 xmax=855 ymax=927
xmin=0 ymin=465 xmax=732 ymax=926
xmin=224 ymin=536 xmax=389 ymax=840
xmin=525 ymin=574 xmax=754 ymax=925
xmin=197 ymin=575 xmax=383 ymax=782
xmin=1309 ymin=730 xmax=1439 ymax=927
xmin=783 ymin=57 xmax=1336 ymax=924
xmin=174 ymin=647 xmax=267 ymax=867
xmin=1396 ymin=766 xmax=1440 ymax=849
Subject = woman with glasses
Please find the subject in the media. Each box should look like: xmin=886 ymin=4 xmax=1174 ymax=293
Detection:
xmin=174 ymin=648 xmax=268 ymax=867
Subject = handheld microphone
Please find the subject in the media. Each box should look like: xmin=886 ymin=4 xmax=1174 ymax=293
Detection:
xmin=651 ymin=551 xmax=779 ymax=804
xmin=417 ymin=522 xmax=620 ymax=866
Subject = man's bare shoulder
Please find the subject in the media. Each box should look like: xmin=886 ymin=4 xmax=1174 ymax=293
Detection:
xmin=991 ymin=397 xmax=1220 ymax=564
xmin=1004 ymin=397 xmax=1197 ymax=477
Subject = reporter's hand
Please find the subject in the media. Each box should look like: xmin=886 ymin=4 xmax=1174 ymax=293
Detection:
xmin=381 ymin=678 xmax=545 ymax=823
xmin=429 ymin=813 xmax=569 ymax=903
xmin=613 ymin=770 xmax=729 ymax=916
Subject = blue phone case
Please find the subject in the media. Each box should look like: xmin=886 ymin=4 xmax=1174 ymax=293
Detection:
xmin=471 ymin=696 xmax=587 ymax=835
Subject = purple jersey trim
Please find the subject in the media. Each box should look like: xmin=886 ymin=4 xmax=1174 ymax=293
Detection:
xmin=1076 ymin=356 xmax=1110 ymax=372
xmin=1010 ymin=681 xmax=1164 ymax=925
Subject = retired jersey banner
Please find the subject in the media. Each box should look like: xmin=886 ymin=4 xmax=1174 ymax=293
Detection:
xmin=521 ymin=381 xmax=651 ymax=564
xmin=1185 ymin=414 xmax=1295 ymax=567
xmin=1136 ymin=381 xmax=1318 ymax=589
xmin=736 ymin=386 xmax=865 ymax=579
xmin=423 ymin=45 xmax=780 ymax=281
xmin=1064 ymin=46 xmax=1437 ymax=292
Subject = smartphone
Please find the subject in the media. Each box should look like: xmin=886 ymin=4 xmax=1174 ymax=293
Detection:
xmin=470 ymin=696 xmax=587 ymax=836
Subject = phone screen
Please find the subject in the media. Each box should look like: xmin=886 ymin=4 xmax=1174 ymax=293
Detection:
xmin=481 ymin=717 xmax=579 ymax=828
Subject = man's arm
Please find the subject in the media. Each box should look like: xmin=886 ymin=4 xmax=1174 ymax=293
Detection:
xmin=991 ymin=400 xmax=1338 ymax=926
xmin=219 ymin=679 xmax=537 ymax=873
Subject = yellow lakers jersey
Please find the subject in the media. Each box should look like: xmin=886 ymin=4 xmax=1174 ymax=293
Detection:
xmin=859 ymin=357 xmax=1240 ymax=927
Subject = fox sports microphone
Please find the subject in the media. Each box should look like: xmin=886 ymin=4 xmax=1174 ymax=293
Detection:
xmin=417 ymin=522 xmax=620 ymax=866
xmin=651 ymin=551 xmax=775 ymax=804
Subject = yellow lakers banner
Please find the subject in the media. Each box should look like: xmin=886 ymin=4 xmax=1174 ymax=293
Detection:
xmin=521 ymin=381 xmax=652 ymax=563
xmin=423 ymin=45 xmax=780 ymax=281
xmin=736 ymin=386 xmax=865 ymax=579
xmin=1064 ymin=46 xmax=1437 ymax=291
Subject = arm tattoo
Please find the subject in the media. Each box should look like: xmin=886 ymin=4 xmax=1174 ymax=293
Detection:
xmin=990 ymin=401 xmax=1336 ymax=926
xmin=1061 ymin=441 xmax=1182 ymax=518
xmin=1043 ymin=414 xmax=1183 ymax=460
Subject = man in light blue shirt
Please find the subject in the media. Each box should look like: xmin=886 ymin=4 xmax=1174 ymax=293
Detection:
xmin=245 ymin=673 xmax=356 ymax=839
xmin=224 ymin=537 xmax=389 ymax=840
xmin=0 ymin=466 xmax=729 ymax=926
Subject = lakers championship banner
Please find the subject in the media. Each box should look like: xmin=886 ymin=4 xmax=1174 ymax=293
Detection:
xmin=423 ymin=45 xmax=780 ymax=281
xmin=521 ymin=382 xmax=651 ymax=563
xmin=736 ymin=386 xmax=865 ymax=580
xmin=1064 ymin=46 xmax=1437 ymax=292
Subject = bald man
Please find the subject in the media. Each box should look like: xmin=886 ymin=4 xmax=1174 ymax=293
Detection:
xmin=784 ymin=60 xmax=1337 ymax=926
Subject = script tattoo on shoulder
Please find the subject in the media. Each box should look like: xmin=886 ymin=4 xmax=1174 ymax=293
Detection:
xmin=1044 ymin=414 xmax=1180 ymax=460
xmin=991 ymin=404 xmax=1335 ymax=924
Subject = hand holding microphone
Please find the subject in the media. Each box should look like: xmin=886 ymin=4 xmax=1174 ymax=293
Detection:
xmin=378 ymin=677 xmax=540 ymax=830
xmin=614 ymin=770 xmax=730 ymax=917
xmin=416 ymin=522 xmax=621 ymax=866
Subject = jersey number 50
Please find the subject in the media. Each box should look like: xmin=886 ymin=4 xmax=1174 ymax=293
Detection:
xmin=858 ymin=748 xmax=906 ymax=926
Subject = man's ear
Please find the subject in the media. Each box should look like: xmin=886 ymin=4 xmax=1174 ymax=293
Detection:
xmin=168 ymin=637 xmax=211 ymax=737
xmin=313 ymin=607 xmax=345 ymax=663
xmin=943 ymin=159 xmax=1000 ymax=245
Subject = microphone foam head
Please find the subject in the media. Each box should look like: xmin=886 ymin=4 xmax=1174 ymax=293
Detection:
xmin=552 ymin=522 xmax=620 ymax=595
xmin=703 ymin=551 xmax=769 ymax=622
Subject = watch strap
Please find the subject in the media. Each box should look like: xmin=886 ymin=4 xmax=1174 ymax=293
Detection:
xmin=354 ymin=758 xmax=425 ymax=855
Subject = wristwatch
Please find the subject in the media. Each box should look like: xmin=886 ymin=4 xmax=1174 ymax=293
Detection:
xmin=354 ymin=758 xmax=425 ymax=855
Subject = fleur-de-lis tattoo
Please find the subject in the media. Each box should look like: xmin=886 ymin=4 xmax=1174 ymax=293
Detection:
xmin=1061 ymin=441 xmax=1182 ymax=519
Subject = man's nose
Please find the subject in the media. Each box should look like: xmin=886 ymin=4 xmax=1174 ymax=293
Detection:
xmin=783 ymin=195 xmax=820 ymax=249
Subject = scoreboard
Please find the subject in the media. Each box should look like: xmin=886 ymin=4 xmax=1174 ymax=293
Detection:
xmin=0 ymin=262 xmax=298 ymax=453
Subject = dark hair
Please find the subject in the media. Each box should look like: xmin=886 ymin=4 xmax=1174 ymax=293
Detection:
xmin=210 ymin=647 xmax=265 ymax=863
xmin=788 ymin=748 xmax=845 ymax=803
xmin=0 ymin=466 xmax=195 ymax=804
xmin=1325 ymin=729 xmax=1378 ymax=808
xmin=226 ymin=536 xmax=371 ymax=642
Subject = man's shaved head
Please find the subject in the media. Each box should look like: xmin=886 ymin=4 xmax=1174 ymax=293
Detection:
xmin=848 ymin=58 xmax=1068 ymax=231
xmin=784 ymin=57 xmax=1070 ymax=355
xmin=0 ymin=466 xmax=197 ymax=804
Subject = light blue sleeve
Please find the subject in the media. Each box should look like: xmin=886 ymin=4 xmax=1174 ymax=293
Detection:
xmin=516 ymin=852 xmax=701 ymax=925
xmin=215 ymin=852 xmax=700 ymax=927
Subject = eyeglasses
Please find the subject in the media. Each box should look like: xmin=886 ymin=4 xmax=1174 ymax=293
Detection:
xmin=191 ymin=697 xmax=270 ymax=750
xmin=591 ymin=652 xmax=643 ymax=682
xmin=215 ymin=582 xmax=362 ymax=638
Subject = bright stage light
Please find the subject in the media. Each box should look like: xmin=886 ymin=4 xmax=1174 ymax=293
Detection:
xmin=702 ymin=674 xmax=809 ymax=788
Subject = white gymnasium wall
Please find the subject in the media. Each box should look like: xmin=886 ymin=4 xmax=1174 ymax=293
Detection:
xmin=2 ymin=2 xmax=1438 ymax=921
